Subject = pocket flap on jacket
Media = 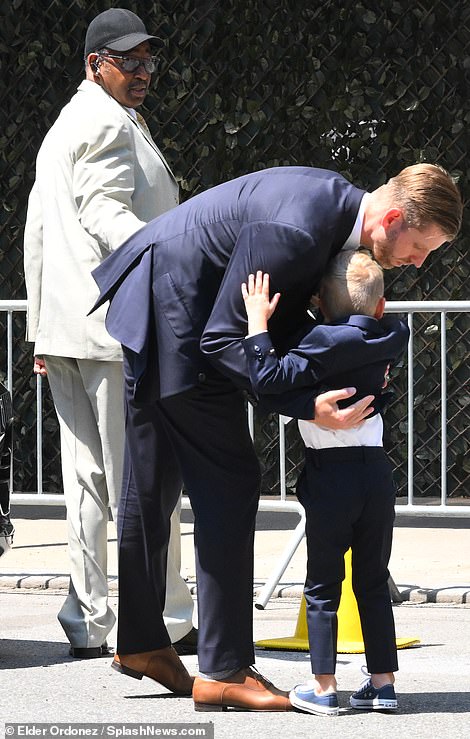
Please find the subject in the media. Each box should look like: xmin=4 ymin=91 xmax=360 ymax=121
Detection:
xmin=153 ymin=272 xmax=194 ymax=338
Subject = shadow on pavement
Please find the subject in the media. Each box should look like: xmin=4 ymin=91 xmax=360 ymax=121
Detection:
xmin=328 ymin=690 xmax=470 ymax=715
xmin=0 ymin=638 xmax=110 ymax=668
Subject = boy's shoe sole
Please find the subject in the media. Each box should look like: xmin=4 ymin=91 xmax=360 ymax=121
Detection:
xmin=350 ymin=696 xmax=397 ymax=710
xmin=350 ymin=679 xmax=397 ymax=710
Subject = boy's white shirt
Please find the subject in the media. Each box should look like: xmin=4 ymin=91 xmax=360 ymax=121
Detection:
xmin=298 ymin=414 xmax=383 ymax=449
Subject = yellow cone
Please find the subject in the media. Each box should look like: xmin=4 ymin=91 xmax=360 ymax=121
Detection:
xmin=256 ymin=549 xmax=420 ymax=652
xmin=256 ymin=594 xmax=310 ymax=651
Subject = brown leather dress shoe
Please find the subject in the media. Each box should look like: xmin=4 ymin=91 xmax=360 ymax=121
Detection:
xmin=112 ymin=646 xmax=194 ymax=695
xmin=193 ymin=666 xmax=292 ymax=711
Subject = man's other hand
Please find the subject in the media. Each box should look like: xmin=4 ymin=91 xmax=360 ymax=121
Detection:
xmin=312 ymin=388 xmax=374 ymax=429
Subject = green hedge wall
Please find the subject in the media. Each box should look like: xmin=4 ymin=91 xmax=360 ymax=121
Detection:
xmin=1 ymin=0 xmax=468 ymax=498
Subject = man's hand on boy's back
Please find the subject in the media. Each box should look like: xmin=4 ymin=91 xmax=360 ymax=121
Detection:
xmin=312 ymin=388 xmax=375 ymax=429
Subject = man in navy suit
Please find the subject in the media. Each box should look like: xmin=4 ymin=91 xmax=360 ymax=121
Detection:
xmin=93 ymin=164 xmax=461 ymax=711
xmin=241 ymin=254 xmax=408 ymax=715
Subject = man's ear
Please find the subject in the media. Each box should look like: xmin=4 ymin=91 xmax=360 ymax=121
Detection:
xmin=382 ymin=208 xmax=404 ymax=236
xmin=88 ymin=53 xmax=101 ymax=75
xmin=374 ymin=296 xmax=386 ymax=319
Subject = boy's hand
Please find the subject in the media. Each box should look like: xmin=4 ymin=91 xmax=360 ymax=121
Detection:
xmin=241 ymin=271 xmax=280 ymax=335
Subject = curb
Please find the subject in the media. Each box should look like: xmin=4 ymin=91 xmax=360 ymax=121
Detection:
xmin=0 ymin=574 xmax=468 ymax=605
xmin=396 ymin=585 xmax=470 ymax=605
xmin=253 ymin=583 xmax=470 ymax=606
xmin=0 ymin=574 xmax=118 ymax=592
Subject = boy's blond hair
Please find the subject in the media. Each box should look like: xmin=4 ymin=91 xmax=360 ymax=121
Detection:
xmin=319 ymin=250 xmax=384 ymax=320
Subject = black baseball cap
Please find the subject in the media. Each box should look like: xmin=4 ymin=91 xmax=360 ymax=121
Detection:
xmin=84 ymin=8 xmax=158 ymax=57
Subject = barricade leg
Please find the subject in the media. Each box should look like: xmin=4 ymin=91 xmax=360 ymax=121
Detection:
xmin=0 ymin=382 xmax=14 ymax=558
xmin=254 ymin=508 xmax=306 ymax=610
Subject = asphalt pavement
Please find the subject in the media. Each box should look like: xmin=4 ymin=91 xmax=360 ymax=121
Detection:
xmin=1 ymin=503 xmax=469 ymax=738
xmin=1 ymin=593 xmax=469 ymax=738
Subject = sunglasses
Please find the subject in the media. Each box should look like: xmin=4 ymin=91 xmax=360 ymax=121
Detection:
xmin=99 ymin=53 xmax=158 ymax=74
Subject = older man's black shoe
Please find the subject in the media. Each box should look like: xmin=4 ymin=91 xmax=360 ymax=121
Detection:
xmin=69 ymin=642 xmax=114 ymax=658
xmin=173 ymin=627 xmax=198 ymax=656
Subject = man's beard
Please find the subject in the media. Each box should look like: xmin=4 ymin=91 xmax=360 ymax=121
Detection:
xmin=371 ymin=238 xmax=396 ymax=270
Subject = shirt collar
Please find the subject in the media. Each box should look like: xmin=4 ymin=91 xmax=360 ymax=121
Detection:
xmin=330 ymin=314 xmax=382 ymax=335
xmin=342 ymin=192 xmax=369 ymax=250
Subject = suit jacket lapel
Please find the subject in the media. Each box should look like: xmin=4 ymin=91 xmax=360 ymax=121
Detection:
xmin=125 ymin=108 xmax=177 ymax=182
xmin=78 ymin=80 xmax=176 ymax=182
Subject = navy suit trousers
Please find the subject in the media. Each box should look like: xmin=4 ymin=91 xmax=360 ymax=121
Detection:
xmin=117 ymin=356 xmax=261 ymax=674
xmin=297 ymin=446 xmax=398 ymax=675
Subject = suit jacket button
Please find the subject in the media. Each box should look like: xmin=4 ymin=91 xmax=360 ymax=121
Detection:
xmin=198 ymin=372 xmax=206 ymax=383
xmin=253 ymin=345 xmax=260 ymax=352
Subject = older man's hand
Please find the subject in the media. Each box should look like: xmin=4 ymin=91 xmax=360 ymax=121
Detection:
xmin=33 ymin=356 xmax=48 ymax=377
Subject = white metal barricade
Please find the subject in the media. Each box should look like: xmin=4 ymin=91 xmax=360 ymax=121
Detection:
xmin=385 ymin=301 xmax=470 ymax=514
xmin=2 ymin=299 xmax=469 ymax=605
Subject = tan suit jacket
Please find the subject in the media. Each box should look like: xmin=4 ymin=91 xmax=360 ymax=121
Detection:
xmin=24 ymin=80 xmax=178 ymax=359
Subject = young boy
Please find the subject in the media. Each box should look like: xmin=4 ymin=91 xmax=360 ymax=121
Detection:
xmin=241 ymin=251 xmax=409 ymax=716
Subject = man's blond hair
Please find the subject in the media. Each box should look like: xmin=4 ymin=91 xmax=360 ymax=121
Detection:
xmin=319 ymin=250 xmax=384 ymax=320
xmin=385 ymin=163 xmax=462 ymax=240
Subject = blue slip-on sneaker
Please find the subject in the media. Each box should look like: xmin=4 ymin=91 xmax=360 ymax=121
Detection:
xmin=289 ymin=682 xmax=339 ymax=716
xmin=350 ymin=678 xmax=397 ymax=710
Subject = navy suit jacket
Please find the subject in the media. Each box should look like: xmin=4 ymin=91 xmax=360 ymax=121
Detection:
xmin=243 ymin=314 xmax=410 ymax=416
xmin=92 ymin=167 xmax=365 ymax=418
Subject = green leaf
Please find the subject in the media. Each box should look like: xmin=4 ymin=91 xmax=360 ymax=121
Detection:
xmin=363 ymin=10 xmax=377 ymax=24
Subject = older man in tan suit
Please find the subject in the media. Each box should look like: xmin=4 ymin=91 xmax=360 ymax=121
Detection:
xmin=23 ymin=9 xmax=195 ymax=670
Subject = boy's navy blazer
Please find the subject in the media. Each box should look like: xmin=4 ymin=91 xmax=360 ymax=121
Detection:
xmin=243 ymin=315 xmax=410 ymax=415
xmin=92 ymin=166 xmax=365 ymax=416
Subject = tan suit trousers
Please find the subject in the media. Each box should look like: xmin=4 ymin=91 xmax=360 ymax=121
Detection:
xmin=44 ymin=356 xmax=194 ymax=648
